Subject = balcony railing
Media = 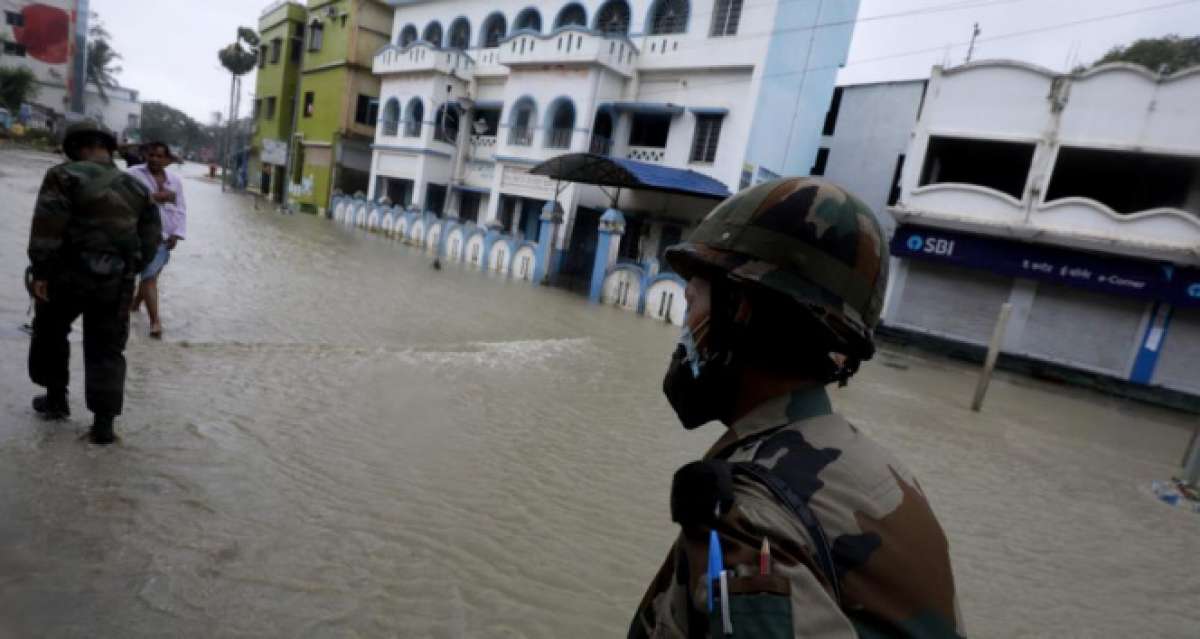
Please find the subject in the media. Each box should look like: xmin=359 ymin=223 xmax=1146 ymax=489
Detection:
xmin=374 ymin=44 xmax=475 ymax=77
xmin=589 ymin=136 xmax=612 ymax=156
xmin=381 ymin=119 xmax=399 ymax=137
xmin=509 ymin=127 xmax=533 ymax=146
xmin=545 ymin=128 xmax=573 ymax=149
xmin=627 ymin=146 xmax=666 ymax=163
xmin=496 ymin=27 xmax=638 ymax=76
xmin=470 ymin=134 xmax=497 ymax=161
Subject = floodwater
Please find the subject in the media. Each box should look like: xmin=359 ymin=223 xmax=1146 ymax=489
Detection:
xmin=1 ymin=149 xmax=1198 ymax=638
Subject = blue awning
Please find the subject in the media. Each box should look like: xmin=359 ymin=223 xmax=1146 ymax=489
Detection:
xmin=688 ymin=106 xmax=728 ymax=116
xmin=602 ymin=101 xmax=685 ymax=116
xmin=452 ymin=183 xmax=490 ymax=194
xmin=529 ymin=153 xmax=731 ymax=200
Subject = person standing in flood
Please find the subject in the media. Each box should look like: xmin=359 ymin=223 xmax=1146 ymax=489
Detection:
xmin=127 ymin=141 xmax=187 ymax=339
xmin=629 ymin=177 xmax=962 ymax=638
xmin=27 ymin=120 xmax=161 ymax=445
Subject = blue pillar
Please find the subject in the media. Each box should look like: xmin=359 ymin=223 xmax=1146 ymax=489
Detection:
xmin=589 ymin=208 xmax=626 ymax=304
xmin=535 ymin=201 xmax=563 ymax=285
xmin=1130 ymin=302 xmax=1173 ymax=384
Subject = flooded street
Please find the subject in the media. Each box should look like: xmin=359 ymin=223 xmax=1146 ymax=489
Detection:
xmin=2 ymin=149 xmax=1199 ymax=638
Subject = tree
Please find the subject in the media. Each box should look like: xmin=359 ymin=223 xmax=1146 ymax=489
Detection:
xmin=0 ymin=66 xmax=39 ymax=112
xmin=140 ymin=101 xmax=216 ymax=156
xmin=1090 ymin=34 xmax=1200 ymax=75
xmin=86 ymin=18 xmax=122 ymax=102
xmin=217 ymin=26 xmax=260 ymax=189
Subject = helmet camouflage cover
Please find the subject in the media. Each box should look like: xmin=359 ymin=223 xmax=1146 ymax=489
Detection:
xmin=61 ymin=119 xmax=118 ymax=160
xmin=664 ymin=177 xmax=889 ymax=357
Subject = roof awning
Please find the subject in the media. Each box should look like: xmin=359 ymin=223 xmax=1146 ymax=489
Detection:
xmin=529 ymin=153 xmax=731 ymax=200
xmin=473 ymin=100 xmax=503 ymax=110
xmin=688 ymin=106 xmax=728 ymax=116
xmin=452 ymin=183 xmax=490 ymax=194
xmin=602 ymin=101 xmax=685 ymax=116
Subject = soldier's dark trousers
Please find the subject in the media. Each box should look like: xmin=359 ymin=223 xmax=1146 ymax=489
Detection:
xmin=28 ymin=276 xmax=134 ymax=416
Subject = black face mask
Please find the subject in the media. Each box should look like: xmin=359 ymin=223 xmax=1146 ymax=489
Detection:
xmin=662 ymin=319 xmax=738 ymax=429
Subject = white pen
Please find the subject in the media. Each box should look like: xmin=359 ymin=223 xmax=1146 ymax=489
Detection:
xmin=719 ymin=569 xmax=732 ymax=635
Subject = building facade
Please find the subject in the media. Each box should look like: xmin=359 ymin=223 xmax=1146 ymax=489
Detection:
xmin=82 ymin=84 xmax=139 ymax=142
xmin=343 ymin=0 xmax=859 ymax=318
xmin=288 ymin=0 xmax=391 ymax=214
xmin=816 ymin=78 xmax=927 ymax=236
xmin=1 ymin=0 xmax=87 ymax=116
xmin=885 ymin=60 xmax=1200 ymax=397
xmin=251 ymin=0 xmax=307 ymax=204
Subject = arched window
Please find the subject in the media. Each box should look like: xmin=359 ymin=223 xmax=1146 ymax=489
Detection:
xmin=423 ymin=21 xmax=443 ymax=47
xmin=514 ymin=7 xmax=542 ymax=34
xmin=508 ymin=97 xmax=537 ymax=146
xmin=545 ymin=98 xmax=576 ymax=149
xmin=709 ymin=0 xmax=742 ymax=36
xmin=554 ymin=4 xmax=587 ymax=29
xmin=382 ymin=98 xmax=400 ymax=136
xmin=648 ymin=0 xmax=688 ymax=34
xmin=448 ymin=17 xmax=470 ymax=49
xmin=399 ymin=24 xmax=417 ymax=47
xmin=434 ymin=104 xmax=460 ymax=144
xmin=404 ymin=98 xmax=424 ymax=137
xmin=481 ymin=12 xmax=507 ymax=48
xmin=594 ymin=0 xmax=631 ymax=35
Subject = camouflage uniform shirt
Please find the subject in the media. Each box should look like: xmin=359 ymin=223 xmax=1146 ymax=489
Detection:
xmin=28 ymin=160 xmax=161 ymax=281
xmin=630 ymin=387 xmax=963 ymax=638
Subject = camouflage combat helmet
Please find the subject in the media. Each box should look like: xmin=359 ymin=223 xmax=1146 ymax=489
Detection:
xmin=664 ymin=177 xmax=889 ymax=357
xmin=61 ymin=119 xmax=118 ymax=160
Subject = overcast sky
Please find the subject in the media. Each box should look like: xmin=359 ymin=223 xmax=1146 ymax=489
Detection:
xmin=90 ymin=0 xmax=1200 ymax=123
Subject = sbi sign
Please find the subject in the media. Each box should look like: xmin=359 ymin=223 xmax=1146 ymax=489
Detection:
xmin=906 ymin=234 xmax=956 ymax=257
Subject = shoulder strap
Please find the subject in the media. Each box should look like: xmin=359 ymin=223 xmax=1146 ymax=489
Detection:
xmin=731 ymin=461 xmax=844 ymax=605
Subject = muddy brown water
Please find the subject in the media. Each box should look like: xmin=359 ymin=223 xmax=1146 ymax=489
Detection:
xmin=1 ymin=150 xmax=1198 ymax=638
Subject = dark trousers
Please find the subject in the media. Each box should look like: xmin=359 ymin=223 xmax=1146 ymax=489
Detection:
xmin=28 ymin=275 xmax=134 ymax=416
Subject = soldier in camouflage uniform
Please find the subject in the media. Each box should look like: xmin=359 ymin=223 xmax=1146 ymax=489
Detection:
xmin=27 ymin=120 xmax=161 ymax=445
xmin=630 ymin=177 xmax=962 ymax=638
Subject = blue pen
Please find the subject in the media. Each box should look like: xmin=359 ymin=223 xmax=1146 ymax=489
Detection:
xmin=707 ymin=529 xmax=723 ymax=613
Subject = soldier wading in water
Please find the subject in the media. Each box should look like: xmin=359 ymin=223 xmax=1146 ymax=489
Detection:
xmin=630 ymin=177 xmax=963 ymax=638
xmin=26 ymin=120 xmax=161 ymax=445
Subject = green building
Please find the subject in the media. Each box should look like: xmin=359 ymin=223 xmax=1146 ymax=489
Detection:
xmin=250 ymin=1 xmax=307 ymax=204
xmin=287 ymin=0 xmax=391 ymax=215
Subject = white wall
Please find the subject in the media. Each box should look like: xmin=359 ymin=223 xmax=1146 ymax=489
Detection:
xmin=821 ymin=79 xmax=925 ymax=233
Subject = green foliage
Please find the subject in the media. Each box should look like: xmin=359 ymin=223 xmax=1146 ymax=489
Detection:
xmin=1092 ymin=34 xmax=1200 ymax=75
xmin=219 ymin=27 xmax=261 ymax=77
xmin=140 ymin=101 xmax=219 ymax=155
xmin=87 ymin=17 xmax=122 ymax=102
xmin=0 ymin=66 xmax=39 ymax=112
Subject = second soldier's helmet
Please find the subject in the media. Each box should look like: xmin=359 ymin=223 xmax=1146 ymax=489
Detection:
xmin=664 ymin=177 xmax=889 ymax=360
xmin=61 ymin=119 xmax=118 ymax=161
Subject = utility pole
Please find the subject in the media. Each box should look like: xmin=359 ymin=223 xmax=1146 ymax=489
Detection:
xmin=965 ymin=22 xmax=981 ymax=63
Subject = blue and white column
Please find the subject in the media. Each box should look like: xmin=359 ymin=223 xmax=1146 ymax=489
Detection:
xmin=589 ymin=208 xmax=625 ymax=303
xmin=535 ymin=201 xmax=564 ymax=285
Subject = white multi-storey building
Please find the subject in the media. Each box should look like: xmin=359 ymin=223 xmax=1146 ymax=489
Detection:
xmin=342 ymin=0 xmax=859 ymax=314
xmin=885 ymin=60 xmax=1200 ymax=398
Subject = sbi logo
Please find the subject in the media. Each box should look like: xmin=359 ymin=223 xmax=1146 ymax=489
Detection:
xmin=1188 ymin=283 xmax=1200 ymax=299
xmin=906 ymin=233 xmax=956 ymax=257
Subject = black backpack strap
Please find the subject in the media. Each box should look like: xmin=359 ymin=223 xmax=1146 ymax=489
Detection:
xmin=731 ymin=461 xmax=843 ymax=605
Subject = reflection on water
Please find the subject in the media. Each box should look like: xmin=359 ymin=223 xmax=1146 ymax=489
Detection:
xmin=1 ymin=152 xmax=1198 ymax=638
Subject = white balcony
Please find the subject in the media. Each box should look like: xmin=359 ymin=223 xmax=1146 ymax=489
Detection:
xmin=469 ymin=134 xmax=497 ymax=162
xmin=496 ymin=27 xmax=638 ymax=77
xmin=472 ymin=47 xmax=508 ymax=77
xmin=374 ymin=43 xmax=475 ymax=77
